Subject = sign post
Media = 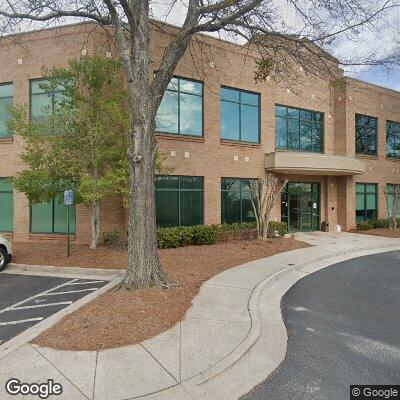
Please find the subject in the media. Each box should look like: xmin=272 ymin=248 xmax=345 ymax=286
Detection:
xmin=64 ymin=190 xmax=74 ymax=258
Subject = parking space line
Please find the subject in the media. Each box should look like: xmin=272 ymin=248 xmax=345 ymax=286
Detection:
xmin=0 ymin=278 xmax=79 ymax=315
xmin=13 ymin=301 xmax=73 ymax=310
xmin=68 ymin=280 xmax=105 ymax=285
xmin=40 ymin=288 xmax=98 ymax=296
xmin=0 ymin=317 xmax=44 ymax=326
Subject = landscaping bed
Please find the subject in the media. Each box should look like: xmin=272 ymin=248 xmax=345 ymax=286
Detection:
xmin=352 ymin=228 xmax=400 ymax=238
xmin=28 ymin=237 xmax=309 ymax=351
xmin=352 ymin=217 xmax=400 ymax=238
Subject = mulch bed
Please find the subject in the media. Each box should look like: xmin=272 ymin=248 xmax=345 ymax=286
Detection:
xmin=351 ymin=228 xmax=400 ymax=238
xmin=11 ymin=238 xmax=309 ymax=351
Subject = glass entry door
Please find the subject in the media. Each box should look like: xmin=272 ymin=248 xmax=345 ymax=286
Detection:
xmin=282 ymin=182 xmax=320 ymax=232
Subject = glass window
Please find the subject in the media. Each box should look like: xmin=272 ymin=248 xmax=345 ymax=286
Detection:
xmin=275 ymin=105 xmax=324 ymax=152
xmin=0 ymin=83 xmax=13 ymax=139
xmin=355 ymin=183 xmax=377 ymax=223
xmin=0 ymin=178 xmax=13 ymax=232
xmin=355 ymin=114 xmax=377 ymax=155
xmin=220 ymin=87 xmax=260 ymax=143
xmin=30 ymin=79 xmax=64 ymax=121
xmin=386 ymin=120 xmax=400 ymax=158
xmin=155 ymin=176 xmax=203 ymax=227
xmin=156 ymin=77 xmax=203 ymax=136
xmin=30 ymin=198 xmax=76 ymax=234
xmin=221 ymin=178 xmax=257 ymax=223
xmin=387 ymin=184 xmax=400 ymax=218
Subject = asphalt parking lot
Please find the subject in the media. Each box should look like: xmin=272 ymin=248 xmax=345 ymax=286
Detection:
xmin=0 ymin=273 xmax=107 ymax=344
xmin=243 ymin=250 xmax=400 ymax=400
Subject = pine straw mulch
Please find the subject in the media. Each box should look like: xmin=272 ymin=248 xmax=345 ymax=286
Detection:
xmin=11 ymin=238 xmax=310 ymax=351
xmin=351 ymin=228 xmax=400 ymax=238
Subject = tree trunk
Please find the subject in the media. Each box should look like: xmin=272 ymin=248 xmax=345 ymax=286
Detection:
xmin=90 ymin=201 xmax=100 ymax=249
xmin=263 ymin=216 xmax=270 ymax=240
xmin=121 ymin=120 xmax=167 ymax=290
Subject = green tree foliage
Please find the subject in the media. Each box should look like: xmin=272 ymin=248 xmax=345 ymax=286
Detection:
xmin=10 ymin=55 xmax=151 ymax=248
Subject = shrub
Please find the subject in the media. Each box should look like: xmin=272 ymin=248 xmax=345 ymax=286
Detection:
xmin=268 ymin=221 xmax=288 ymax=237
xmin=370 ymin=218 xmax=390 ymax=229
xmin=103 ymin=221 xmax=285 ymax=250
xmin=357 ymin=218 xmax=390 ymax=230
xmin=191 ymin=225 xmax=219 ymax=245
xmin=218 ymin=222 xmax=256 ymax=233
xmin=101 ymin=229 xmax=128 ymax=250
xmin=216 ymin=222 xmax=257 ymax=242
xmin=156 ymin=226 xmax=194 ymax=249
xmin=357 ymin=220 xmax=374 ymax=230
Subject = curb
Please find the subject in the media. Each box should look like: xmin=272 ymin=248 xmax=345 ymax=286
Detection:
xmin=184 ymin=242 xmax=400 ymax=389
xmin=6 ymin=262 xmax=124 ymax=280
xmin=0 ymin=277 xmax=122 ymax=361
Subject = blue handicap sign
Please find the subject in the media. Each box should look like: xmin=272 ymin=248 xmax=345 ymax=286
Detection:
xmin=64 ymin=190 xmax=74 ymax=206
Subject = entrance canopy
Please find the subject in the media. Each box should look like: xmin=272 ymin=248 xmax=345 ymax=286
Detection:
xmin=265 ymin=152 xmax=365 ymax=176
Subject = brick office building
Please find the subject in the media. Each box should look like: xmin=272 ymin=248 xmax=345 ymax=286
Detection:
xmin=0 ymin=22 xmax=399 ymax=244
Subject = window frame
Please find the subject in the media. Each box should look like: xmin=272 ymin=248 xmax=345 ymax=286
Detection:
xmin=386 ymin=183 xmax=400 ymax=217
xmin=29 ymin=78 xmax=64 ymax=121
xmin=386 ymin=120 xmax=400 ymax=159
xmin=355 ymin=182 xmax=378 ymax=222
xmin=355 ymin=113 xmax=378 ymax=156
xmin=221 ymin=177 xmax=258 ymax=224
xmin=155 ymin=175 xmax=204 ymax=227
xmin=29 ymin=198 xmax=76 ymax=234
xmin=0 ymin=177 xmax=13 ymax=232
xmin=155 ymin=76 xmax=204 ymax=138
xmin=0 ymin=82 xmax=13 ymax=139
xmin=220 ymin=85 xmax=261 ymax=144
xmin=275 ymin=104 xmax=324 ymax=153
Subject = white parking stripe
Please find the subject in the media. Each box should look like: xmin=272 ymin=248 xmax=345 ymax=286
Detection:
xmin=68 ymin=280 xmax=105 ymax=285
xmin=0 ymin=317 xmax=43 ymax=326
xmin=40 ymin=288 xmax=98 ymax=296
xmin=12 ymin=301 xmax=73 ymax=310
xmin=0 ymin=278 xmax=79 ymax=315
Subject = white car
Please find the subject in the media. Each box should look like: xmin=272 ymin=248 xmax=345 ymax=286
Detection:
xmin=0 ymin=234 xmax=12 ymax=271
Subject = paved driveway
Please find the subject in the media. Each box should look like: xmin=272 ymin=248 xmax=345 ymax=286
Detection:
xmin=0 ymin=273 xmax=107 ymax=343
xmin=243 ymin=250 xmax=400 ymax=400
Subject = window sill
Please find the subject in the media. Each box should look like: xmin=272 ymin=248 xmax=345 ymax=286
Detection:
xmin=220 ymin=139 xmax=261 ymax=148
xmin=386 ymin=157 xmax=400 ymax=162
xmin=155 ymin=133 xmax=205 ymax=143
xmin=275 ymin=149 xmax=324 ymax=155
xmin=29 ymin=233 xmax=76 ymax=240
xmin=0 ymin=137 xmax=13 ymax=143
xmin=355 ymin=154 xmax=378 ymax=160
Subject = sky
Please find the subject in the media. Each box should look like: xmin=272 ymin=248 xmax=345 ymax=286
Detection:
xmin=1 ymin=0 xmax=399 ymax=90
xmin=150 ymin=0 xmax=400 ymax=91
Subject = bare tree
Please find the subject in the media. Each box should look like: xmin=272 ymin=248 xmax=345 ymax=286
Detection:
xmin=0 ymin=0 xmax=397 ymax=290
xmin=250 ymin=175 xmax=287 ymax=240
xmin=381 ymin=184 xmax=400 ymax=229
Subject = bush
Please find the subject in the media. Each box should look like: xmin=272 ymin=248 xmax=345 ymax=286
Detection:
xmin=103 ymin=221 xmax=286 ymax=250
xmin=101 ymin=229 xmax=128 ymax=250
xmin=156 ymin=226 xmax=194 ymax=249
xmin=357 ymin=220 xmax=375 ymax=230
xmin=191 ymin=225 xmax=219 ymax=245
xmin=216 ymin=222 xmax=257 ymax=242
xmin=370 ymin=218 xmax=390 ymax=229
xmin=218 ymin=222 xmax=256 ymax=233
xmin=268 ymin=221 xmax=288 ymax=237
xmin=357 ymin=218 xmax=390 ymax=230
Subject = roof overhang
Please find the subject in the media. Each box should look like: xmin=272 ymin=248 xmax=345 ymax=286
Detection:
xmin=265 ymin=152 xmax=365 ymax=176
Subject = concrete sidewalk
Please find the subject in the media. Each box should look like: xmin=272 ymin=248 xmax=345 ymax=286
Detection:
xmin=0 ymin=232 xmax=399 ymax=400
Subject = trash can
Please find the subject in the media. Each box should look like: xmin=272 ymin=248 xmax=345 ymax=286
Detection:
xmin=321 ymin=220 xmax=329 ymax=232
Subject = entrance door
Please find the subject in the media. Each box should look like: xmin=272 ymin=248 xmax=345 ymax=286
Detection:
xmin=281 ymin=182 xmax=320 ymax=232
xmin=299 ymin=194 xmax=312 ymax=231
